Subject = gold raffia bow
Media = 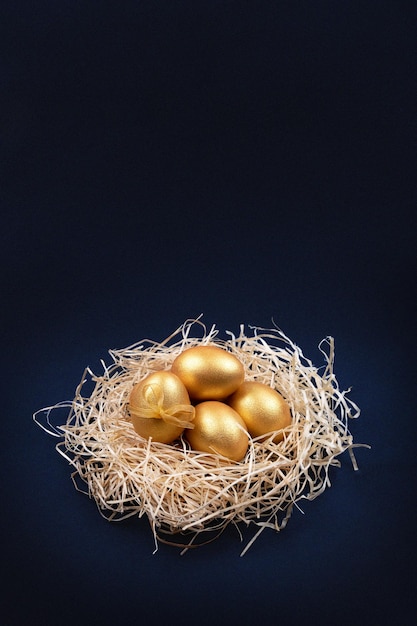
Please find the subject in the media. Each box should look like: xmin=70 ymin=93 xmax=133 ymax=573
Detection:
xmin=129 ymin=383 xmax=195 ymax=429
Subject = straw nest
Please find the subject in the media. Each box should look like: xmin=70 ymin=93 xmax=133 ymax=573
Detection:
xmin=34 ymin=318 xmax=362 ymax=555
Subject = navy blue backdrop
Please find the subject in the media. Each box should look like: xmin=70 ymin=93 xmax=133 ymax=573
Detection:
xmin=2 ymin=2 xmax=416 ymax=625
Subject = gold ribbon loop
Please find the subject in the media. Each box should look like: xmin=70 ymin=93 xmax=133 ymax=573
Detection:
xmin=130 ymin=383 xmax=195 ymax=430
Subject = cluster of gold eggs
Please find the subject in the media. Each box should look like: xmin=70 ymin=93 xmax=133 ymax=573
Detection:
xmin=128 ymin=345 xmax=292 ymax=461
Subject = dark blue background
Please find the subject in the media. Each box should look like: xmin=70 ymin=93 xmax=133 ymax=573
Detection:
xmin=2 ymin=2 xmax=416 ymax=625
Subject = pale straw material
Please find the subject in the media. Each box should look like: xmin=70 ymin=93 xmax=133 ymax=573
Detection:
xmin=34 ymin=318 xmax=363 ymax=555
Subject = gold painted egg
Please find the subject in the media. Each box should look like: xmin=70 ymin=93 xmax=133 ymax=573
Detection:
xmin=185 ymin=401 xmax=249 ymax=461
xmin=171 ymin=345 xmax=244 ymax=401
xmin=228 ymin=381 xmax=292 ymax=442
xmin=128 ymin=371 xmax=195 ymax=444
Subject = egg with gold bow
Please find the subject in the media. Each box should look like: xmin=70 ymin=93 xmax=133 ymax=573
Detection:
xmin=171 ymin=345 xmax=244 ymax=401
xmin=228 ymin=381 xmax=292 ymax=442
xmin=128 ymin=371 xmax=195 ymax=444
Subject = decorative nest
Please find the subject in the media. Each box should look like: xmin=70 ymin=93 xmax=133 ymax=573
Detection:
xmin=34 ymin=318 xmax=363 ymax=555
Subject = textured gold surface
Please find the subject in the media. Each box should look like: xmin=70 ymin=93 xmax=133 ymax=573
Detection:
xmin=228 ymin=381 xmax=292 ymax=442
xmin=185 ymin=401 xmax=249 ymax=461
xmin=129 ymin=371 xmax=193 ymax=443
xmin=171 ymin=345 xmax=244 ymax=400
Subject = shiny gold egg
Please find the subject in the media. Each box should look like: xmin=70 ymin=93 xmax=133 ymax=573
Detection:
xmin=129 ymin=371 xmax=195 ymax=444
xmin=171 ymin=345 xmax=244 ymax=401
xmin=228 ymin=381 xmax=292 ymax=442
xmin=185 ymin=401 xmax=249 ymax=461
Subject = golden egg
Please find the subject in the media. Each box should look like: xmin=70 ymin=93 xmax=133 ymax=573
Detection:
xmin=185 ymin=401 xmax=249 ymax=461
xmin=171 ymin=345 xmax=244 ymax=401
xmin=228 ymin=381 xmax=292 ymax=442
xmin=129 ymin=371 xmax=195 ymax=444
